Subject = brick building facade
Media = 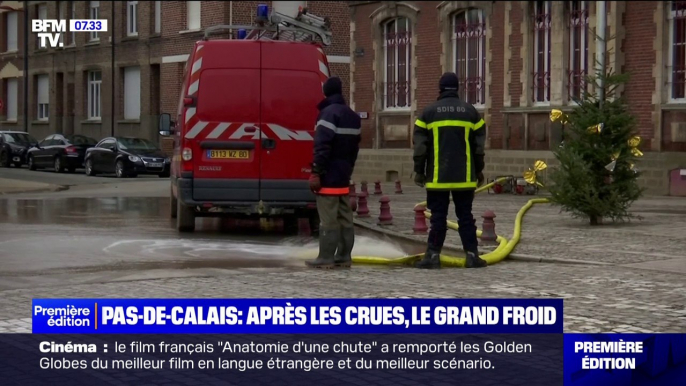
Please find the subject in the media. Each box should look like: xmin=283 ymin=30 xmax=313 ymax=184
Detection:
xmin=0 ymin=0 xmax=350 ymax=145
xmin=349 ymin=1 xmax=686 ymax=195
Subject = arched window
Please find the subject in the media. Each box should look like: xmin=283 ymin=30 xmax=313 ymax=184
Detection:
xmin=669 ymin=1 xmax=686 ymax=100
xmin=568 ymin=1 xmax=589 ymax=103
xmin=532 ymin=1 xmax=552 ymax=104
xmin=452 ymin=8 xmax=486 ymax=106
xmin=383 ymin=18 xmax=412 ymax=110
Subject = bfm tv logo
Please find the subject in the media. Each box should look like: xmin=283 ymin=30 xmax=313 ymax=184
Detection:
xmin=32 ymin=20 xmax=66 ymax=48
xmin=32 ymin=19 xmax=108 ymax=49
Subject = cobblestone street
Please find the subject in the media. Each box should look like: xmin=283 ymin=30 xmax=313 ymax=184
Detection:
xmin=0 ymin=179 xmax=685 ymax=334
xmin=0 ymin=262 xmax=685 ymax=333
xmin=352 ymin=183 xmax=686 ymax=266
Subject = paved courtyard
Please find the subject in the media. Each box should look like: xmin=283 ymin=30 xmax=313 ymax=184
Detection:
xmin=0 ymin=261 xmax=684 ymax=333
xmin=0 ymin=174 xmax=684 ymax=334
xmin=352 ymin=182 xmax=686 ymax=266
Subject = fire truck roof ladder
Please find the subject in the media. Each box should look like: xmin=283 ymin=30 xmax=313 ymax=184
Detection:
xmin=203 ymin=6 xmax=332 ymax=46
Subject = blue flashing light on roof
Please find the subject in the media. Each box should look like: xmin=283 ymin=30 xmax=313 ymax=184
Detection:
xmin=237 ymin=29 xmax=247 ymax=39
xmin=256 ymin=4 xmax=269 ymax=21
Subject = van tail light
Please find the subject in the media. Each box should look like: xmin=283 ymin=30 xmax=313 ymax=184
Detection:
xmin=182 ymin=147 xmax=193 ymax=161
xmin=180 ymin=143 xmax=194 ymax=173
xmin=183 ymin=97 xmax=194 ymax=106
xmin=65 ymin=146 xmax=78 ymax=154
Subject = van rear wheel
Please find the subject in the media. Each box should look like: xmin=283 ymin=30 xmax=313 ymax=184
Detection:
xmin=170 ymin=185 xmax=178 ymax=219
xmin=283 ymin=216 xmax=299 ymax=235
xmin=176 ymin=199 xmax=195 ymax=232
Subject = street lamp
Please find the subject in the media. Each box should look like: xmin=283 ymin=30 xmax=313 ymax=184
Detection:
xmin=0 ymin=2 xmax=28 ymax=133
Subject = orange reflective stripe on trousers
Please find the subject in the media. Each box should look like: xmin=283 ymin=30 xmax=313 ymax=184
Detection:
xmin=318 ymin=187 xmax=350 ymax=195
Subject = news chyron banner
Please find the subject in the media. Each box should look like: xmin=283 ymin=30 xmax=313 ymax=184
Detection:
xmin=0 ymin=298 xmax=681 ymax=385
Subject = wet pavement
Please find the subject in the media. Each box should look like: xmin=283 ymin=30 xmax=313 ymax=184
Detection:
xmin=353 ymin=182 xmax=686 ymax=266
xmin=0 ymin=182 xmax=685 ymax=333
xmin=0 ymin=165 xmax=161 ymax=187
xmin=0 ymin=196 xmax=416 ymax=290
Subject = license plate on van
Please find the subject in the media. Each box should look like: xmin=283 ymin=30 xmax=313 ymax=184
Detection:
xmin=206 ymin=150 xmax=250 ymax=159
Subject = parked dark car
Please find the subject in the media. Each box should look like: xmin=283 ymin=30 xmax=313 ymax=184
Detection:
xmin=26 ymin=134 xmax=97 ymax=173
xmin=0 ymin=131 xmax=38 ymax=167
xmin=84 ymin=136 xmax=170 ymax=178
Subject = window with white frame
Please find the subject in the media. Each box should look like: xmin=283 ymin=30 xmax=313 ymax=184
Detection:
xmin=70 ymin=2 xmax=76 ymax=45
xmin=88 ymin=71 xmax=102 ymax=120
xmin=670 ymin=1 xmax=686 ymax=101
xmin=187 ymin=1 xmax=201 ymax=30
xmin=6 ymin=78 xmax=18 ymax=121
xmin=532 ymin=1 xmax=552 ymax=104
xmin=568 ymin=1 xmax=589 ymax=103
xmin=154 ymin=1 xmax=161 ymax=34
xmin=127 ymin=1 xmax=138 ymax=36
xmin=37 ymin=74 xmax=49 ymax=120
xmin=90 ymin=1 xmax=100 ymax=41
xmin=124 ymin=67 xmax=141 ymax=120
xmin=452 ymin=9 xmax=486 ymax=106
xmin=6 ymin=11 xmax=18 ymax=52
xmin=58 ymin=2 xmax=65 ymax=45
xmin=383 ymin=17 xmax=412 ymax=110
xmin=37 ymin=5 xmax=48 ymax=49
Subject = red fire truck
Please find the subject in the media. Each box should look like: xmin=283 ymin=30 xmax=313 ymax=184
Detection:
xmin=159 ymin=5 xmax=332 ymax=233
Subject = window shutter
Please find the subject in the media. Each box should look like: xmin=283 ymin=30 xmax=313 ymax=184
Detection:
xmin=38 ymin=75 xmax=49 ymax=105
xmin=187 ymin=1 xmax=201 ymax=30
xmin=124 ymin=67 xmax=141 ymax=120
xmin=272 ymin=1 xmax=305 ymax=17
xmin=7 ymin=79 xmax=18 ymax=120
xmin=7 ymin=12 xmax=18 ymax=51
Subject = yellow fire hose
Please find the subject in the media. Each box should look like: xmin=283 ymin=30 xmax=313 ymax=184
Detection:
xmin=348 ymin=178 xmax=550 ymax=267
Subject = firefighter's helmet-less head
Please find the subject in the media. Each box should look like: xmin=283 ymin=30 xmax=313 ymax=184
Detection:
xmin=439 ymin=72 xmax=459 ymax=92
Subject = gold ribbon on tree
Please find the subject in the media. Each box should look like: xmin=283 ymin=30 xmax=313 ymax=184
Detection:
xmin=587 ymin=123 xmax=604 ymax=134
xmin=628 ymin=136 xmax=643 ymax=157
xmin=523 ymin=160 xmax=547 ymax=187
xmin=605 ymin=136 xmax=643 ymax=172
xmin=550 ymin=109 xmax=568 ymax=124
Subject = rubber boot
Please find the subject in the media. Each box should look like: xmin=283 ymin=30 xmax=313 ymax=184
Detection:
xmin=465 ymin=251 xmax=487 ymax=268
xmin=414 ymin=248 xmax=441 ymax=269
xmin=305 ymin=228 xmax=339 ymax=269
xmin=334 ymin=227 xmax=355 ymax=268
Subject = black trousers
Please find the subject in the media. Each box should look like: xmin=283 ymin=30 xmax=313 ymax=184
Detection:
xmin=426 ymin=189 xmax=478 ymax=255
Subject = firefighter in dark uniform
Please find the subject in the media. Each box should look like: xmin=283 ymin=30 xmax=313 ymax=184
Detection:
xmin=306 ymin=76 xmax=362 ymax=269
xmin=412 ymin=72 xmax=488 ymax=269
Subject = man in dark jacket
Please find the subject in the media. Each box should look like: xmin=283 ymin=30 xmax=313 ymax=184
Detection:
xmin=306 ymin=76 xmax=362 ymax=269
xmin=412 ymin=72 xmax=488 ymax=269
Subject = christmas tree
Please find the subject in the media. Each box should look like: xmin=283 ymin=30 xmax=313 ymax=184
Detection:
xmin=545 ymin=69 xmax=645 ymax=225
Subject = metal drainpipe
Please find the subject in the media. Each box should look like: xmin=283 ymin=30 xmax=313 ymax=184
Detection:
xmin=596 ymin=1 xmax=607 ymax=108
xmin=23 ymin=0 xmax=28 ymax=133
xmin=111 ymin=2 xmax=115 ymax=136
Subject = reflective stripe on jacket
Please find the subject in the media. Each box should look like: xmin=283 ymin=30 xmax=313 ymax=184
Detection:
xmin=312 ymin=94 xmax=362 ymax=195
xmin=412 ymin=90 xmax=486 ymax=190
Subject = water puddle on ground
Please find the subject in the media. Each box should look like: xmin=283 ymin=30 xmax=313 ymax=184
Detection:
xmin=0 ymin=196 xmax=422 ymax=273
xmin=279 ymin=234 xmax=412 ymax=261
